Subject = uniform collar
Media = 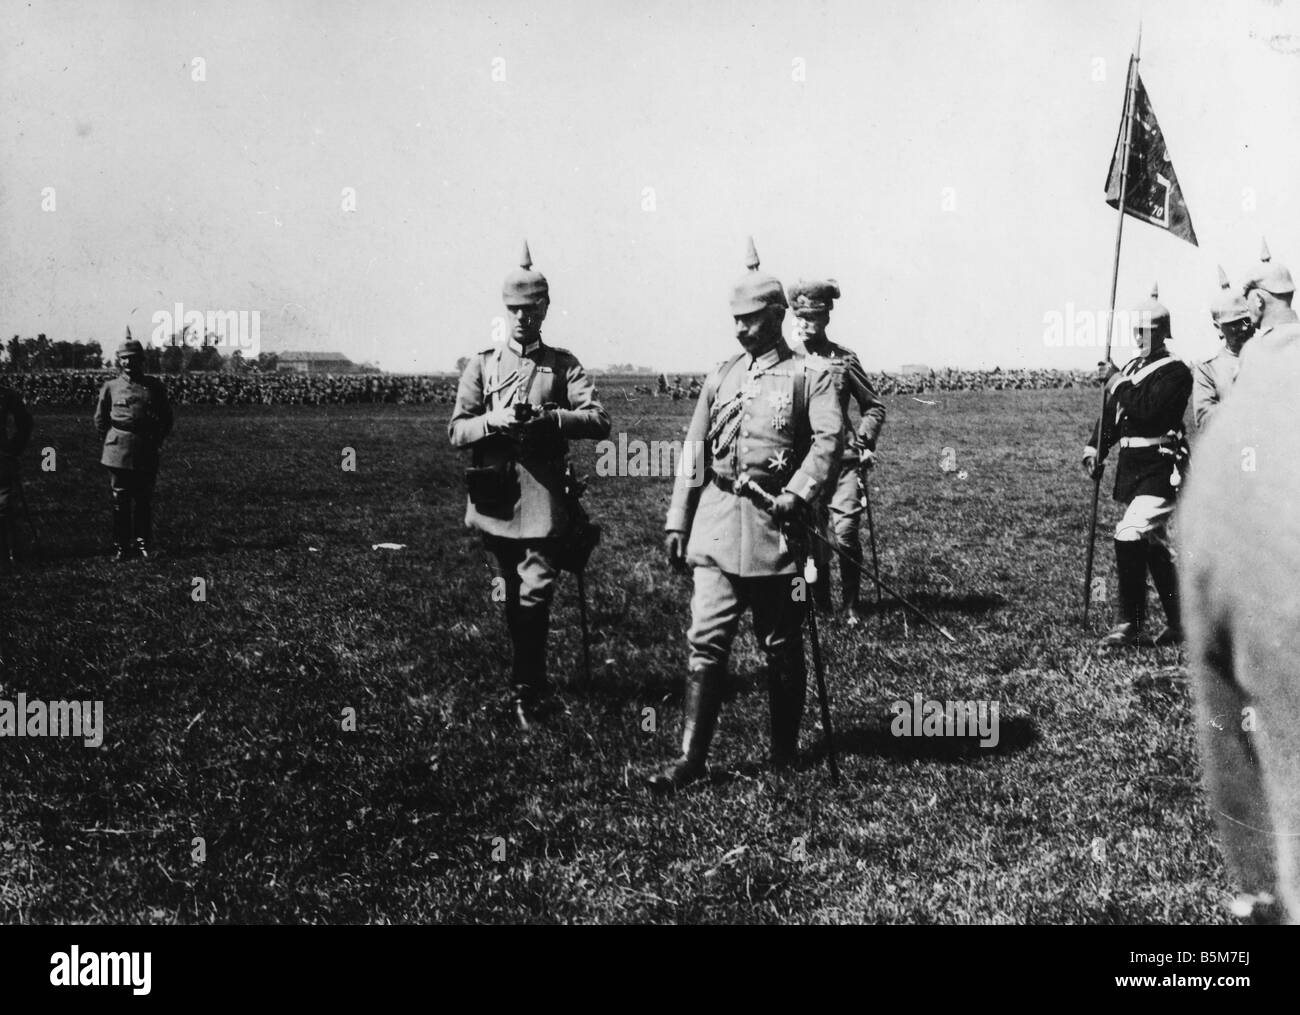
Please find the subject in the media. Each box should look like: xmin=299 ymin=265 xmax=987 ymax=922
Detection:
xmin=507 ymin=336 xmax=542 ymax=356
xmin=749 ymin=339 xmax=790 ymax=371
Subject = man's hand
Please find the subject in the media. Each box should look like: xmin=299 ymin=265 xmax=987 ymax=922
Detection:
xmin=770 ymin=492 xmax=804 ymax=521
xmin=664 ymin=530 xmax=688 ymax=572
xmin=521 ymin=408 xmax=559 ymax=437
xmin=485 ymin=405 xmax=519 ymax=432
xmin=1082 ymin=452 xmax=1104 ymax=481
xmin=859 ymin=448 xmax=876 ymax=470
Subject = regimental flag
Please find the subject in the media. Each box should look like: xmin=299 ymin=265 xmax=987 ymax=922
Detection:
xmin=1105 ymin=59 xmax=1198 ymax=246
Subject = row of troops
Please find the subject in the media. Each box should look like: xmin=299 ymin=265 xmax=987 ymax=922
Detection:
xmin=2 ymin=365 xmax=1113 ymax=411
xmin=3 ymin=370 xmax=461 ymax=407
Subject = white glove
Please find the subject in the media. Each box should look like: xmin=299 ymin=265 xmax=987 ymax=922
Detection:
xmin=485 ymin=405 xmax=518 ymax=431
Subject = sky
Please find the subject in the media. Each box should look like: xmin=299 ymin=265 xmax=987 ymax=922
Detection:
xmin=2 ymin=0 xmax=1298 ymax=372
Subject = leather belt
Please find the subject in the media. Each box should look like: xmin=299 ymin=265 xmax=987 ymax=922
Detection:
xmin=1119 ymin=436 xmax=1167 ymax=448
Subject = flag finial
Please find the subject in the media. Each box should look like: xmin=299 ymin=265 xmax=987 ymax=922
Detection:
xmin=744 ymin=236 xmax=760 ymax=271
xmin=519 ymin=240 xmax=533 ymax=270
xmin=1217 ymin=265 xmax=1231 ymax=290
xmin=1261 ymin=237 xmax=1272 ymax=263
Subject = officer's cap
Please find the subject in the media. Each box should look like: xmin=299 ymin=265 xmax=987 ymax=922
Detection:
xmin=502 ymin=240 xmax=549 ymax=307
xmin=729 ymin=237 xmax=788 ymax=316
xmin=1133 ymin=282 xmax=1170 ymax=332
xmin=1241 ymin=237 xmax=1295 ymax=297
xmin=1210 ymin=265 xmax=1251 ymax=325
xmin=788 ymin=278 xmax=840 ymax=314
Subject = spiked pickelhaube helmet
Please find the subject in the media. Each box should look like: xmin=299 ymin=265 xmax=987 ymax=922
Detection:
xmin=1210 ymin=265 xmax=1251 ymax=326
xmin=1133 ymin=282 xmax=1171 ymax=333
xmin=1241 ymin=237 xmax=1295 ymax=297
xmin=117 ymin=326 xmax=144 ymax=359
xmin=729 ymin=237 xmax=787 ymax=315
xmin=502 ymin=240 xmax=549 ymax=307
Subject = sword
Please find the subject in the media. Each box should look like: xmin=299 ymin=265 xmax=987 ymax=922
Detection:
xmin=575 ymin=569 xmax=592 ymax=683
xmin=739 ymin=473 xmax=956 ymax=643
xmin=858 ymin=461 xmax=883 ymax=609
xmin=735 ymin=474 xmax=839 ymax=782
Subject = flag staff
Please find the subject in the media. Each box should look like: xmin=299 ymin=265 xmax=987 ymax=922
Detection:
xmin=1083 ymin=25 xmax=1141 ymax=627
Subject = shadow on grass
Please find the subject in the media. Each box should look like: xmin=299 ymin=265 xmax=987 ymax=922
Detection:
xmin=856 ymin=591 xmax=1007 ymax=617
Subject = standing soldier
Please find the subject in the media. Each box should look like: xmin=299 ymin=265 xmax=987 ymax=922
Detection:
xmin=0 ymin=383 xmax=35 ymax=573
xmin=789 ymin=279 xmax=886 ymax=614
xmin=94 ymin=333 xmax=173 ymax=561
xmin=1082 ymin=284 xmax=1191 ymax=649
xmin=448 ymin=242 xmax=611 ymax=730
xmin=651 ymin=239 xmax=842 ymax=793
xmin=1192 ymin=265 xmax=1255 ymax=429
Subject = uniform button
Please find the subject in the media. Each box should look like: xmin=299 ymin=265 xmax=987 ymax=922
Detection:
xmin=743 ymin=414 xmax=750 ymax=421
xmin=741 ymin=428 xmax=750 ymax=437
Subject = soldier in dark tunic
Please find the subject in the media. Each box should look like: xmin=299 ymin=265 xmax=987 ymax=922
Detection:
xmin=1082 ymin=285 xmax=1191 ymax=649
xmin=448 ymin=242 xmax=611 ymax=729
xmin=0 ymin=384 xmax=34 ymax=573
xmin=94 ymin=336 xmax=174 ymax=561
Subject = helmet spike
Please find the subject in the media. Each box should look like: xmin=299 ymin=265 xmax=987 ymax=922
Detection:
xmin=1217 ymin=265 xmax=1231 ymax=290
xmin=1261 ymin=236 xmax=1272 ymax=263
xmin=519 ymin=239 xmax=533 ymax=270
xmin=1151 ymin=282 xmax=1159 ymax=300
xmin=125 ymin=325 xmax=132 ymax=339
xmin=744 ymin=236 xmax=760 ymax=271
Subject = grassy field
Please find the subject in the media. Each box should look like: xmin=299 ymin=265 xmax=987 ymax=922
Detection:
xmin=0 ymin=390 xmax=1229 ymax=923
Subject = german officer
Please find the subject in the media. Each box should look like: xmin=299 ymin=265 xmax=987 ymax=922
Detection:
xmin=1082 ymin=284 xmax=1191 ymax=648
xmin=1192 ymin=266 xmax=1254 ymax=429
xmin=789 ymin=279 xmax=886 ymax=614
xmin=448 ymin=242 xmax=611 ymax=729
xmin=94 ymin=335 xmax=173 ymax=560
xmin=651 ymin=239 xmax=842 ymax=792
xmin=0 ymin=384 xmax=34 ymax=572
xmin=1239 ymin=237 xmax=1299 ymax=353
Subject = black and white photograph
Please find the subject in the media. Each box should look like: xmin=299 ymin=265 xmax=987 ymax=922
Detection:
xmin=0 ymin=0 xmax=1297 ymax=982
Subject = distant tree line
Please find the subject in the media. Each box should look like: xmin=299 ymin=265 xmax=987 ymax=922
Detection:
xmin=1 ymin=333 xmax=280 ymax=374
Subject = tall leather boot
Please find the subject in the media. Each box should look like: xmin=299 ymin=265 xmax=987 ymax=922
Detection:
xmin=1100 ymin=539 xmax=1148 ymax=649
xmin=0 ymin=517 xmax=14 ymax=574
xmin=510 ymin=604 xmax=550 ymax=730
xmin=768 ymin=645 xmax=807 ymax=768
xmin=111 ymin=490 xmax=134 ymax=561
xmin=1145 ymin=542 xmax=1182 ymax=645
xmin=133 ymin=486 xmax=153 ymax=559
xmin=646 ymin=667 xmax=723 ymax=794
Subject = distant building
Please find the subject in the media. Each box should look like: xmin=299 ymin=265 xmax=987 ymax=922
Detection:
xmin=276 ymin=351 xmax=359 ymax=374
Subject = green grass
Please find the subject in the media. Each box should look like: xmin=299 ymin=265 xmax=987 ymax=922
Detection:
xmin=0 ymin=392 xmax=1229 ymax=923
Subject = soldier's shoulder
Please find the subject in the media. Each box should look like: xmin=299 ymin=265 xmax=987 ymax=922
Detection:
xmin=545 ymin=344 xmax=580 ymax=363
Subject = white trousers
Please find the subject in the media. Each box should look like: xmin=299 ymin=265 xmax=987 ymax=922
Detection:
xmin=1114 ymin=494 xmax=1175 ymax=547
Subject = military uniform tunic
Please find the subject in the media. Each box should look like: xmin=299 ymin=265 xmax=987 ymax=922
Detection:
xmin=1192 ymin=347 xmax=1240 ymax=430
xmin=666 ymin=341 xmax=841 ymax=672
xmin=667 ymin=342 xmax=843 ymax=576
xmin=449 ymin=338 xmax=610 ymax=540
xmin=1086 ymin=350 xmax=1192 ymax=504
xmin=94 ymin=374 xmax=174 ymax=472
